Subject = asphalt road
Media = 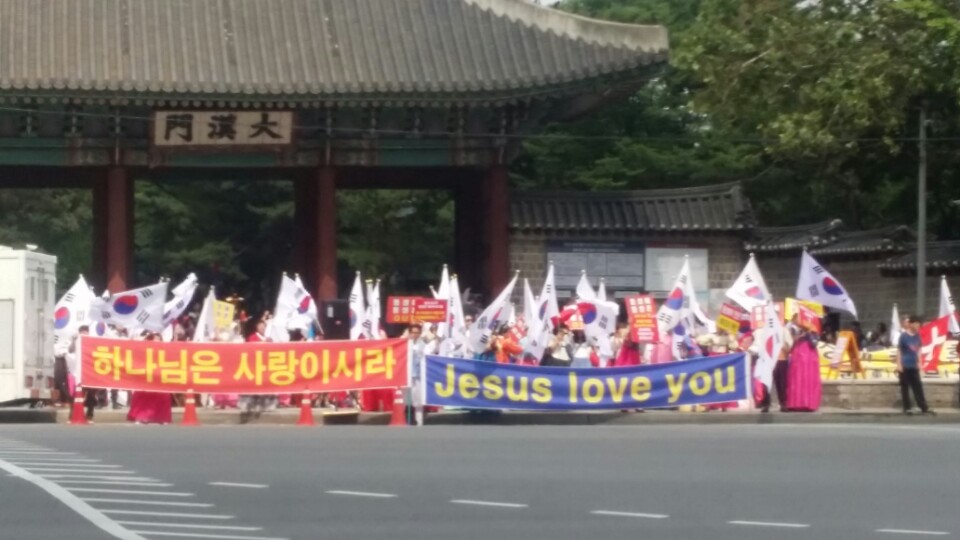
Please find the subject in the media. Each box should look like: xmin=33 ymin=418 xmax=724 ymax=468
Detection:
xmin=1 ymin=424 xmax=958 ymax=540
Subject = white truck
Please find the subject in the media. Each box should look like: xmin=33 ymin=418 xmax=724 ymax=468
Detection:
xmin=0 ymin=247 xmax=57 ymax=405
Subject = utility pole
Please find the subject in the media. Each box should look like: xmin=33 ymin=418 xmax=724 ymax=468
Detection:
xmin=916 ymin=105 xmax=928 ymax=317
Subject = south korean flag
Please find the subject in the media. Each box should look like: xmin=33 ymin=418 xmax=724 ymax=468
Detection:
xmin=795 ymin=251 xmax=857 ymax=318
xmin=89 ymin=282 xmax=169 ymax=333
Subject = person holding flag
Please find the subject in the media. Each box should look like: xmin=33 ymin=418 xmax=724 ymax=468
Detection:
xmin=896 ymin=315 xmax=932 ymax=415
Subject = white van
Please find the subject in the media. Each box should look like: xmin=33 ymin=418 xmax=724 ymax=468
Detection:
xmin=0 ymin=247 xmax=57 ymax=405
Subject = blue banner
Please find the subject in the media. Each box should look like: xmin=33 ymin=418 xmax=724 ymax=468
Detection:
xmin=423 ymin=353 xmax=749 ymax=411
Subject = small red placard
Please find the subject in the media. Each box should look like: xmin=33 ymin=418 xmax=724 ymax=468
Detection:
xmin=625 ymin=294 xmax=658 ymax=343
xmin=386 ymin=297 xmax=448 ymax=324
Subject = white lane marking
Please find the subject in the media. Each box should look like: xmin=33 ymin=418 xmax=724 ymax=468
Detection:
xmin=14 ymin=463 xmax=125 ymax=474
xmin=43 ymin=475 xmax=155 ymax=481
xmin=126 ymin=531 xmax=288 ymax=540
xmin=876 ymin=530 xmax=951 ymax=536
xmin=591 ymin=510 xmax=670 ymax=519
xmin=0 ymin=451 xmax=77 ymax=456
xmin=325 ymin=490 xmax=397 ymax=498
xmin=0 ymin=456 xmax=146 ymax=540
xmin=209 ymin=482 xmax=269 ymax=489
xmin=5 ymin=458 xmax=102 ymax=464
xmin=117 ymin=522 xmax=262 ymax=532
xmin=450 ymin=499 xmax=528 ymax=509
xmin=728 ymin=520 xmax=810 ymax=529
xmin=55 ymin=480 xmax=173 ymax=487
xmin=102 ymin=510 xmax=234 ymax=520
xmin=82 ymin=499 xmax=215 ymax=508
xmin=67 ymin=488 xmax=194 ymax=497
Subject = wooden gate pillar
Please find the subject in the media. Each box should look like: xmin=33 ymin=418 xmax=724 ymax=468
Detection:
xmin=483 ymin=165 xmax=511 ymax=297
xmin=311 ymin=166 xmax=338 ymax=300
xmin=93 ymin=166 xmax=133 ymax=293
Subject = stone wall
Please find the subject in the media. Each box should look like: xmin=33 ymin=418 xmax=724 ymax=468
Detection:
xmin=509 ymin=231 xmax=746 ymax=310
xmin=822 ymin=380 xmax=958 ymax=410
xmin=755 ymin=252 xmax=945 ymax=327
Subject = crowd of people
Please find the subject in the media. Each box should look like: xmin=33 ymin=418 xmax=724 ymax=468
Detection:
xmin=51 ymin=296 xmax=947 ymax=423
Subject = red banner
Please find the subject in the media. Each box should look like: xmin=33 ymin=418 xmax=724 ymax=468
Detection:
xmin=386 ymin=297 xmax=448 ymax=324
xmin=625 ymin=294 xmax=658 ymax=342
xmin=80 ymin=337 xmax=408 ymax=394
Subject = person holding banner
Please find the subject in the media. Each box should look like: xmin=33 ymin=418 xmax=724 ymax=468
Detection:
xmin=126 ymin=332 xmax=174 ymax=425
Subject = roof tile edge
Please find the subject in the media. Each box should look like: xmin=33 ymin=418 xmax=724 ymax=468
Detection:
xmin=463 ymin=0 xmax=669 ymax=53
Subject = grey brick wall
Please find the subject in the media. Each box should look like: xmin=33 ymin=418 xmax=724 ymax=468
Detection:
xmin=509 ymin=231 xmax=746 ymax=309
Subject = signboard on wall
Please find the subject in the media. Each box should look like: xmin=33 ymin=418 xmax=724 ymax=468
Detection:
xmin=153 ymin=111 xmax=294 ymax=147
xmin=546 ymin=241 xmax=644 ymax=290
xmin=643 ymin=246 xmax=709 ymax=293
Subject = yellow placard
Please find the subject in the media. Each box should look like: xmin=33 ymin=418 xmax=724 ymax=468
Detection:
xmin=716 ymin=314 xmax=741 ymax=336
xmin=213 ymin=301 xmax=236 ymax=333
xmin=784 ymin=297 xmax=824 ymax=321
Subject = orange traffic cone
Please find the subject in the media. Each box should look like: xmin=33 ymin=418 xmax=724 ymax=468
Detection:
xmin=296 ymin=392 xmax=315 ymax=426
xmin=69 ymin=387 xmax=88 ymax=425
xmin=389 ymin=388 xmax=406 ymax=427
xmin=181 ymin=389 xmax=199 ymax=426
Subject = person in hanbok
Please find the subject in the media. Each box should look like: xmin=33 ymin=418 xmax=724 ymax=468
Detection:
xmin=126 ymin=332 xmax=173 ymax=425
xmin=786 ymin=321 xmax=822 ymax=412
xmin=613 ymin=329 xmax=641 ymax=367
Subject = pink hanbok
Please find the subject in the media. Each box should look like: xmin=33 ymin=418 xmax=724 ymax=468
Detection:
xmin=212 ymin=393 xmax=239 ymax=409
xmin=786 ymin=337 xmax=821 ymax=412
xmin=127 ymin=392 xmax=172 ymax=424
xmin=613 ymin=341 xmax=641 ymax=367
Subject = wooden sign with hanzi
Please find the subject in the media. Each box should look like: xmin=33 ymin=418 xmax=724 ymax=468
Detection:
xmin=153 ymin=111 xmax=294 ymax=147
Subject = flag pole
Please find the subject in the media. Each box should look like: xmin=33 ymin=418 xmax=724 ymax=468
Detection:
xmin=916 ymin=105 xmax=928 ymax=317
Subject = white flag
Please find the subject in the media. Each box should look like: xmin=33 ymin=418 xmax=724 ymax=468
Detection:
xmin=435 ymin=266 xmax=451 ymax=338
xmin=349 ymin=272 xmax=368 ymax=340
xmin=272 ymin=274 xmax=314 ymax=340
xmin=537 ymin=264 xmax=560 ymax=332
xmin=939 ymin=276 xmax=959 ymax=334
xmin=576 ymin=271 xmax=596 ymax=301
xmin=366 ymin=279 xmax=382 ymax=338
xmin=726 ymin=255 xmax=771 ymax=311
xmin=294 ymin=275 xmax=319 ymax=324
xmin=656 ymin=258 xmax=693 ymax=335
xmin=192 ymin=288 xmax=216 ymax=342
xmin=469 ymin=273 xmax=519 ymax=353
xmin=796 ymin=251 xmax=857 ymax=318
xmin=162 ymin=273 xmax=199 ymax=328
xmin=597 ymin=278 xmax=608 ymax=303
xmin=54 ymin=275 xmax=95 ymax=338
xmin=890 ymin=303 xmax=902 ymax=347
xmin=755 ymin=302 xmax=784 ymax=390
xmin=523 ymin=278 xmax=538 ymax=331
xmin=89 ymin=282 xmax=168 ymax=333
xmin=448 ymin=275 xmax=468 ymax=351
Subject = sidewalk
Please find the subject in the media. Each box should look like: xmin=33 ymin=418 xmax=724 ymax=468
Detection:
xmin=1 ymin=406 xmax=957 ymax=425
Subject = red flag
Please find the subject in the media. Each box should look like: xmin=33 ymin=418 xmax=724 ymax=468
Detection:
xmin=920 ymin=316 xmax=950 ymax=372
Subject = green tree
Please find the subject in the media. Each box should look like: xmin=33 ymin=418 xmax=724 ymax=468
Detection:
xmin=0 ymin=189 xmax=92 ymax=289
xmin=679 ymin=0 xmax=960 ymax=233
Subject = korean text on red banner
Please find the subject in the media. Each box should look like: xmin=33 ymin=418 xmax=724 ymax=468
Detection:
xmin=80 ymin=337 xmax=408 ymax=394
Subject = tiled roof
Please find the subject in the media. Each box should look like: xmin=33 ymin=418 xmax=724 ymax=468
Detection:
xmin=510 ymin=182 xmax=754 ymax=233
xmin=744 ymin=219 xmax=844 ymax=252
xmin=810 ymin=226 xmax=914 ymax=256
xmin=0 ymin=0 xmax=668 ymax=102
xmin=746 ymin=220 xmax=915 ymax=256
xmin=879 ymin=241 xmax=960 ymax=272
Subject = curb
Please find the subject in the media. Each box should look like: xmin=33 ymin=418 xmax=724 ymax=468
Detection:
xmin=2 ymin=408 xmax=958 ymax=426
